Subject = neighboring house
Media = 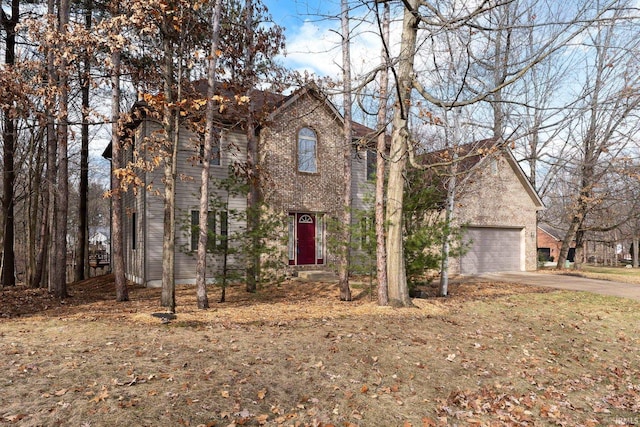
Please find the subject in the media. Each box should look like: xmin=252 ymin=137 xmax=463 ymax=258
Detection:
xmin=90 ymin=228 xmax=110 ymax=248
xmin=89 ymin=227 xmax=111 ymax=271
xmin=104 ymin=83 xmax=375 ymax=287
xmin=537 ymin=223 xmax=575 ymax=263
xmin=433 ymin=141 xmax=545 ymax=275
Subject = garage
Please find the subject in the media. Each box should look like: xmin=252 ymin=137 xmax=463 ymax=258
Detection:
xmin=460 ymin=227 xmax=523 ymax=274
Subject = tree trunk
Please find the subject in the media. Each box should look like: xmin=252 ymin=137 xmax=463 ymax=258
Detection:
xmin=160 ymin=31 xmax=179 ymax=312
xmin=375 ymin=0 xmax=390 ymax=306
xmin=245 ymin=118 xmax=259 ymax=293
xmin=556 ymin=213 xmax=582 ymax=269
xmin=196 ymin=0 xmax=223 ymax=309
xmin=32 ymin=186 xmax=49 ymax=288
xmin=574 ymin=229 xmax=586 ymax=270
xmin=161 ymin=125 xmax=177 ymax=312
xmin=633 ymin=235 xmax=638 ymax=268
xmin=1 ymin=0 xmax=19 ymax=287
xmin=438 ymin=157 xmax=457 ymax=297
xmin=111 ymin=46 xmax=128 ymax=302
xmin=385 ymin=0 xmax=418 ymax=307
xmin=75 ymin=1 xmax=92 ymax=282
xmin=244 ymin=0 xmax=259 ymax=293
xmin=44 ymin=0 xmax=57 ymax=292
xmin=53 ymin=0 xmax=70 ymax=298
xmin=27 ymin=133 xmax=45 ymax=288
xmin=338 ymin=0 xmax=352 ymax=301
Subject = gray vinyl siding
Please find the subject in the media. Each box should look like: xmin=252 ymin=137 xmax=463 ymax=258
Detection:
xmin=123 ymin=87 xmax=379 ymax=284
xmin=351 ymin=149 xmax=373 ymax=215
xmin=132 ymin=122 xmax=247 ymax=287
xmin=172 ymin=130 xmax=247 ymax=285
xmin=122 ymin=124 xmax=146 ymax=285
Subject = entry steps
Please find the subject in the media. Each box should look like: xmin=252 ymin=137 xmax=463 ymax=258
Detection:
xmin=296 ymin=270 xmax=338 ymax=281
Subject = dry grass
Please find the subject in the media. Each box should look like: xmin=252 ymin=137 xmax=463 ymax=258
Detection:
xmin=1 ymin=276 xmax=640 ymax=426
xmin=540 ymin=264 xmax=640 ymax=285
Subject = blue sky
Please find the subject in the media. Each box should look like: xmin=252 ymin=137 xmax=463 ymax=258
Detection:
xmin=263 ymin=0 xmax=342 ymax=77
xmin=264 ymin=0 xmax=340 ymax=34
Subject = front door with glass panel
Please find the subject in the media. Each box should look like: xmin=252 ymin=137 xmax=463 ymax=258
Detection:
xmin=289 ymin=213 xmax=324 ymax=265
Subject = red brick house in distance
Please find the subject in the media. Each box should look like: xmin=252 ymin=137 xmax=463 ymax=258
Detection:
xmin=537 ymin=223 xmax=575 ymax=263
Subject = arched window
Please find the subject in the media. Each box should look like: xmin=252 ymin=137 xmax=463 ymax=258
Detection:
xmin=298 ymin=127 xmax=317 ymax=173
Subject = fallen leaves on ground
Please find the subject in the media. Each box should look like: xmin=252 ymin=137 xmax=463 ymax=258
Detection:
xmin=1 ymin=275 xmax=639 ymax=426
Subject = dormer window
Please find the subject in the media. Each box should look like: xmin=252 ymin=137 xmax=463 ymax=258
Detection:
xmin=298 ymin=127 xmax=317 ymax=173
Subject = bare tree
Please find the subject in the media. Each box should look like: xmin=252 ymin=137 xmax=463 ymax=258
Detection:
xmin=555 ymin=4 xmax=640 ymax=269
xmin=196 ymin=0 xmax=223 ymax=309
xmin=380 ymin=0 xmax=620 ymax=305
xmin=160 ymin=22 xmax=181 ymax=312
xmin=374 ymin=0 xmax=390 ymax=306
xmin=51 ymin=0 xmax=71 ymax=298
xmin=1 ymin=0 xmax=19 ymax=287
xmin=110 ymin=34 xmax=129 ymax=302
xmin=74 ymin=0 xmax=93 ymax=282
xmin=385 ymin=0 xmax=419 ymax=307
xmin=337 ymin=0 xmax=353 ymax=301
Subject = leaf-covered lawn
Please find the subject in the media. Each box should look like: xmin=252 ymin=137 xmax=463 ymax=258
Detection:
xmin=1 ymin=276 xmax=639 ymax=426
xmin=543 ymin=265 xmax=640 ymax=285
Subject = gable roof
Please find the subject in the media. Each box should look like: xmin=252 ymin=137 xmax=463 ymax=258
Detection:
xmin=538 ymin=223 xmax=565 ymax=241
xmin=499 ymin=145 xmax=545 ymax=209
xmin=102 ymin=81 xmax=377 ymax=160
xmin=264 ymin=82 xmax=377 ymax=142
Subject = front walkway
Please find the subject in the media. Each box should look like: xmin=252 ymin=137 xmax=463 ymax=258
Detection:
xmin=476 ymin=271 xmax=640 ymax=302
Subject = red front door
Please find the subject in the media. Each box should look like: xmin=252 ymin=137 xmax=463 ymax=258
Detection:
xmin=296 ymin=213 xmax=316 ymax=265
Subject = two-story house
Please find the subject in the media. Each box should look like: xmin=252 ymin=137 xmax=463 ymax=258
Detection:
xmin=104 ymin=83 xmax=375 ymax=287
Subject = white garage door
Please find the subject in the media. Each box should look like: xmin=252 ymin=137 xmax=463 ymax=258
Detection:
xmin=460 ymin=227 xmax=522 ymax=274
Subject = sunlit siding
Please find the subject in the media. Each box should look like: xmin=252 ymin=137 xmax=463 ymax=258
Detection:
xmin=351 ymin=149 xmax=373 ymax=214
xmin=122 ymin=123 xmax=146 ymax=285
xmin=451 ymin=153 xmax=540 ymax=274
xmin=173 ymin=129 xmax=247 ymax=285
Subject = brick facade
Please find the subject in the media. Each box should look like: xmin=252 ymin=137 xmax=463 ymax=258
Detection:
xmin=537 ymin=225 xmax=576 ymax=263
xmin=537 ymin=227 xmax=563 ymax=262
xmin=260 ymin=92 xmax=346 ymax=216
xmin=259 ymin=88 xmax=371 ymax=270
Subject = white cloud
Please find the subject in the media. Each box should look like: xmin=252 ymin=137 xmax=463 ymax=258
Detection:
xmin=280 ymin=15 xmax=399 ymax=81
xmin=282 ymin=20 xmax=343 ymax=77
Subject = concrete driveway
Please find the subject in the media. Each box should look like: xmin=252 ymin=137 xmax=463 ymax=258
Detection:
xmin=476 ymin=271 xmax=640 ymax=302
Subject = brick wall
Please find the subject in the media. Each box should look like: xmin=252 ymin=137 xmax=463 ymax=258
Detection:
xmin=537 ymin=228 xmax=563 ymax=261
xmin=259 ymin=90 xmax=349 ymax=268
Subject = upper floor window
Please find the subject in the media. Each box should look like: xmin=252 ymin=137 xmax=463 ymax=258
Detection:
xmin=200 ymin=130 xmax=221 ymax=166
xmin=298 ymin=127 xmax=317 ymax=173
xmin=366 ymin=149 xmax=376 ymax=181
